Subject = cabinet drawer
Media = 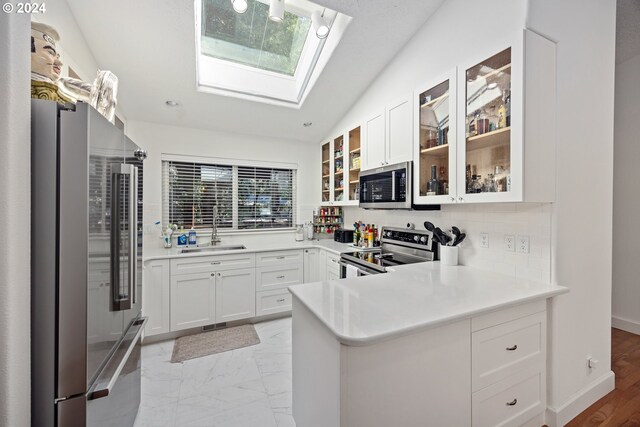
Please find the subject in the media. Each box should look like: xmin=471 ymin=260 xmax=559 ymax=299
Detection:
xmin=170 ymin=253 xmax=255 ymax=275
xmin=472 ymin=368 xmax=544 ymax=427
xmin=472 ymin=312 xmax=545 ymax=391
xmin=256 ymin=250 xmax=303 ymax=267
xmin=256 ymin=289 xmax=292 ymax=316
xmin=256 ymin=265 xmax=303 ymax=292
xmin=326 ymin=252 xmax=341 ymax=274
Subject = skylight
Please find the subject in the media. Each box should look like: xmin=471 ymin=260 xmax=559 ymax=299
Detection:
xmin=201 ymin=0 xmax=311 ymax=76
xmin=195 ymin=0 xmax=351 ymax=107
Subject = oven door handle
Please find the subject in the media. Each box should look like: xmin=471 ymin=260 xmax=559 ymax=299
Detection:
xmin=339 ymin=261 xmax=374 ymax=276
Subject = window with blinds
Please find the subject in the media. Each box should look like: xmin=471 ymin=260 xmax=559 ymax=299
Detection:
xmin=162 ymin=159 xmax=296 ymax=231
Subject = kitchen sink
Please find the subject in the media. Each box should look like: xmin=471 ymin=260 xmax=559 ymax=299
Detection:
xmin=179 ymin=245 xmax=246 ymax=254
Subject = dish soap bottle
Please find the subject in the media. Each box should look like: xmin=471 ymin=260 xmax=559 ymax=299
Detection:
xmin=177 ymin=226 xmax=187 ymax=246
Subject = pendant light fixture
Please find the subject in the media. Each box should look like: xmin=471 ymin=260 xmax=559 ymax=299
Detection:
xmin=269 ymin=0 xmax=284 ymax=22
xmin=231 ymin=0 xmax=248 ymax=13
xmin=311 ymin=10 xmax=330 ymax=39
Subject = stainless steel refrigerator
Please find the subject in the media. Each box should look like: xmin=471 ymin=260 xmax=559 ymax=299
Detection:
xmin=31 ymin=99 xmax=147 ymax=427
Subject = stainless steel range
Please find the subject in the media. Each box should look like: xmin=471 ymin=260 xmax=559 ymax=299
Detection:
xmin=339 ymin=226 xmax=437 ymax=277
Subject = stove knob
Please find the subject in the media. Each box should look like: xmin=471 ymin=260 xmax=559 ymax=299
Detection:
xmin=420 ymin=236 xmax=427 ymax=243
xmin=414 ymin=235 xmax=419 ymax=242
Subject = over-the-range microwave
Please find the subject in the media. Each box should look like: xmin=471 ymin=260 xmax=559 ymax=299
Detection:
xmin=359 ymin=161 xmax=412 ymax=209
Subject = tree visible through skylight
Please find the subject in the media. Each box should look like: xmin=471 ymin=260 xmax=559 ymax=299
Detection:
xmin=202 ymin=0 xmax=311 ymax=76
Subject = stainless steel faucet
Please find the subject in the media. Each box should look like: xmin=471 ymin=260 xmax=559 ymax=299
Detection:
xmin=211 ymin=206 xmax=222 ymax=246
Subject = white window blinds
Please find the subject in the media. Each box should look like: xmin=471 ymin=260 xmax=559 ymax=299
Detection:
xmin=162 ymin=159 xmax=296 ymax=231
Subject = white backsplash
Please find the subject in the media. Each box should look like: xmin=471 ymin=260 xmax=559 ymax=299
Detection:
xmin=344 ymin=203 xmax=552 ymax=282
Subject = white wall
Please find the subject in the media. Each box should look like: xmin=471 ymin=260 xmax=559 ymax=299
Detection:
xmin=612 ymin=52 xmax=640 ymax=334
xmin=322 ymin=0 xmax=617 ymax=424
xmin=0 ymin=12 xmax=31 ymax=427
xmin=527 ymin=1 xmax=617 ymax=425
xmin=125 ymin=121 xmax=319 ymax=256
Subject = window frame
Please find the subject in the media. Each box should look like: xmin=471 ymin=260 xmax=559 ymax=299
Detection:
xmin=162 ymin=154 xmax=298 ymax=234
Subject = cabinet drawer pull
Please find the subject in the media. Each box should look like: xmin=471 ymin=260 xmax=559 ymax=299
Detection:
xmin=276 ymin=298 xmax=286 ymax=303
xmin=506 ymin=398 xmax=518 ymax=407
xmin=506 ymin=345 xmax=518 ymax=351
xmin=211 ymin=261 xmax=221 ymax=265
xmin=276 ymin=275 xmax=285 ymax=279
xmin=276 ymin=256 xmax=286 ymax=260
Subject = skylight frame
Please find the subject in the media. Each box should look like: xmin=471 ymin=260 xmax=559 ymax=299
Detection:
xmin=194 ymin=0 xmax=350 ymax=108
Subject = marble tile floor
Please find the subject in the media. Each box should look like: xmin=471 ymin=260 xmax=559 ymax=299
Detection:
xmin=134 ymin=317 xmax=295 ymax=427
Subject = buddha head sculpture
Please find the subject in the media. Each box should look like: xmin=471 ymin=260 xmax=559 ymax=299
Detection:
xmin=31 ymin=22 xmax=63 ymax=83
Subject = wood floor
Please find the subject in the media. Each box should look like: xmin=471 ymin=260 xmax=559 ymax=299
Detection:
xmin=567 ymin=328 xmax=640 ymax=427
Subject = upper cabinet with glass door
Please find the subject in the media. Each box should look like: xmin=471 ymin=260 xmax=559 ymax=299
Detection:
xmin=413 ymin=29 xmax=557 ymax=205
xmin=414 ymin=70 xmax=457 ymax=205
xmin=456 ymin=30 xmax=557 ymax=203
xmin=346 ymin=125 xmax=362 ymax=205
xmin=321 ymin=141 xmax=331 ymax=203
xmin=333 ymin=135 xmax=345 ymax=203
xmin=462 ymin=48 xmax=513 ymax=200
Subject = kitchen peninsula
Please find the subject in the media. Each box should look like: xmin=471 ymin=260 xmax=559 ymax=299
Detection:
xmin=289 ymin=263 xmax=567 ymax=427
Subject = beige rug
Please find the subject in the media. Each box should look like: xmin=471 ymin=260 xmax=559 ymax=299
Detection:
xmin=171 ymin=324 xmax=260 ymax=363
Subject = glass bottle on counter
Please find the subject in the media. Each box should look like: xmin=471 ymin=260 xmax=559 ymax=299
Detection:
xmin=427 ymin=165 xmax=439 ymax=196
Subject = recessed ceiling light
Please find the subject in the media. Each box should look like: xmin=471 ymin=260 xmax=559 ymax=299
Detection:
xmin=165 ymin=100 xmax=181 ymax=107
xmin=303 ymin=122 xmax=312 ymax=127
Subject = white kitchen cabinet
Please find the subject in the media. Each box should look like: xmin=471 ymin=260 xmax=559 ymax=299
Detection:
xmin=170 ymin=271 xmax=216 ymax=331
xmin=413 ymin=69 xmax=459 ymax=205
xmin=386 ymin=95 xmax=414 ymax=165
xmin=215 ymin=269 xmax=256 ymax=323
xmin=361 ymin=96 xmax=413 ymax=172
xmin=325 ymin=251 xmax=341 ymax=280
xmin=413 ymin=29 xmax=556 ymax=206
xmin=256 ymin=249 xmax=303 ymax=267
xmin=303 ymin=248 xmax=320 ymax=283
xmin=256 ymin=264 xmax=304 ymax=292
xmin=143 ymin=259 xmax=170 ymax=337
xmin=319 ymin=250 xmax=327 ymax=280
xmin=361 ymin=110 xmax=386 ymax=170
xmin=256 ymin=289 xmax=292 ymax=316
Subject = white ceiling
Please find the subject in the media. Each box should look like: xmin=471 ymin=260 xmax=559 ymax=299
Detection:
xmin=616 ymin=0 xmax=640 ymax=64
xmin=65 ymin=0 xmax=445 ymax=143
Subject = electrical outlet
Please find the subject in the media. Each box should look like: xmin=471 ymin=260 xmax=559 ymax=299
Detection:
xmin=504 ymin=235 xmax=515 ymax=252
xmin=480 ymin=233 xmax=490 ymax=248
xmin=517 ymin=235 xmax=530 ymax=254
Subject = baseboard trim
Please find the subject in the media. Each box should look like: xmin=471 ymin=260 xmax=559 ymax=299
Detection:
xmin=612 ymin=315 xmax=640 ymax=335
xmin=545 ymin=371 xmax=615 ymax=427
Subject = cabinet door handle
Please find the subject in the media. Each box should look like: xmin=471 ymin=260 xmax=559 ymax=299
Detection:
xmin=276 ymin=275 xmax=285 ymax=279
xmin=506 ymin=398 xmax=518 ymax=407
xmin=211 ymin=273 xmax=215 ymax=277
xmin=211 ymin=261 xmax=221 ymax=265
xmin=450 ymin=197 xmax=455 ymax=202
xmin=217 ymin=273 xmax=221 ymax=277
xmin=458 ymin=197 xmax=464 ymax=202
xmin=276 ymin=298 xmax=286 ymax=303
xmin=506 ymin=345 xmax=518 ymax=351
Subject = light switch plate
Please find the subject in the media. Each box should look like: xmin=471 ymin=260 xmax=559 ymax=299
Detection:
xmin=480 ymin=233 xmax=489 ymax=248
xmin=517 ymin=235 xmax=530 ymax=254
xmin=504 ymin=235 xmax=515 ymax=252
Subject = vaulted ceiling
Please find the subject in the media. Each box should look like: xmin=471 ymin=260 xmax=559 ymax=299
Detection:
xmin=65 ymin=0 xmax=445 ymax=143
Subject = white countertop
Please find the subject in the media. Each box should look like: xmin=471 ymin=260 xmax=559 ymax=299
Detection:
xmin=288 ymin=262 xmax=567 ymax=346
xmin=143 ymin=239 xmax=361 ymax=261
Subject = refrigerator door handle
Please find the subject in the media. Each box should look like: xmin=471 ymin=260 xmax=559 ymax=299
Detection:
xmin=88 ymin=317 xmax=147 ymax=400
xmin=111 ymin=164 xmax=136 ymax=311
xmin=130 ymin=166 xmax=138 ymax=305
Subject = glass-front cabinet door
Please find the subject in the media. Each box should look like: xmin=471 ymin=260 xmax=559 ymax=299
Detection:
xmin=321 ymin=141 xmax=331 ymax=203
xmin=414 ymin=70 xmax=457 ymax=205
xmin=459 ymin=47 xmax=516 ymax=201
xmin=346 ymin=125 xmax=361 ymax=204
xmin=333 ymin=135 xmax=345 ymax=203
